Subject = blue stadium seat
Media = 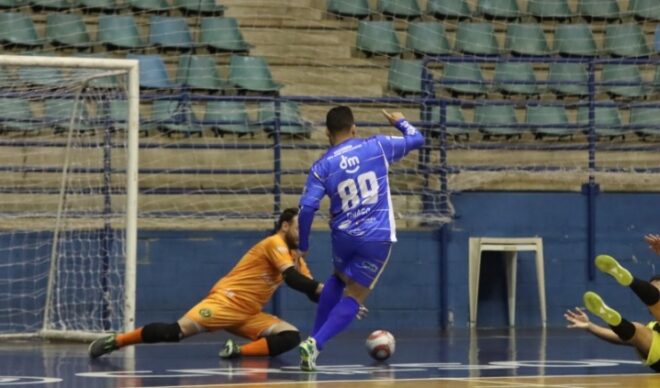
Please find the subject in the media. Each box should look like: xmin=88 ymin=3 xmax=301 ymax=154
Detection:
xmin=0 ymin=98 xmax=41 ymax=134
xmin=176 ymin=55 xmax=225 ymax=92
xmin=127 ymin=0 xmax=169 ymax=14
xmin=426 ymin=0 xmax=470 ymax=20
xmin=377 ymin=0 xmax=422 ymax=19
xmin=405 ymin=21 xmax=450 ymax=56
xmin=578 ymin=106 xmax=625 ymax=140
xmin=526 ymin=106 xmax=573 ymax=140
xmin=229 ymin=55 xmax=282 ymax=93
xmin=259 ymin=102 xmax=312 ymax=138
xmin=604 ymin=24 xmax=650 ymax=57
xmin=0 ymin=12 xmax=44 ymax=48
xmin=441 ymin=62 xmax=486 ymax=96
xmin=602 ymin=64 xmax=646 ymax=98
xmin=356 ymin=21 xmax=402 ymax=56
xmin=98 ymin=15 xmax=145 ymax=50
xmin=493 ymin=62 xmax=538 ymax=96
xmin=44 ymin=98 xmax=93 ymax=134
xmin=388 ymin=59 xmax=424 ymax=96
xmin=204 ymin=101 xmax=255 ymax=137
xmin=200 ymin=17 xmax=251 ymax=54
xmin=46 ymin=13 xmax=93 ymax=49
xmin=475 ymin=105 xmax=521 ymax=140
xmin=478 ymin=0 xmax=519 ymax=20
xmin=630 ymin=106 xmax=660 ymax=139
xmin=455 ymin=22 xmax=499 ymax=55
xmin=149 ymin=16 xmax=195 ymax=51
xmin=30 ymin=0 xmax=74 ymax=11
xmin=174 ymin=0 xmax=225 ymax=16
xmin=430 ymin=105 xmax=473 ymax=140
xmin=327 ymin=0 xmax=370 ymax=18
xmin=505 ymin=23 xmax=549 ymax=56
xmin=152 ymin=100 xmax=203 ymax=137
xmin=127 ymin=54 xmax=178 ymax=89
xmin=548 ymin=63 xmax=588 ymax=97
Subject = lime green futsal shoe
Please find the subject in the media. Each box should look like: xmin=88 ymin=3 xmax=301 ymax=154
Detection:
xmin=583 ymin=291 xmax=622 ymax=326
xmin=299 ymin=337 xmax=319 ymax=372
xmin=595 ymin=254 xmax=633 ymax=286
xmin=88 ymin=334 xmax=118 ymax=359
xmin=219 ymin=338 xmax=241 ymax=359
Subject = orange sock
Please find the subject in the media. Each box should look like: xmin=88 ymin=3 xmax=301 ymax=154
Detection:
xmin=116 ymin=327 xmax=144 ymax=348
xmin=239 ymin=338 xmax=269 ymax=356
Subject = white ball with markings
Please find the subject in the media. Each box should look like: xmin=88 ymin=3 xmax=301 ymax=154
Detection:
xmin=365 ymin=330 xmax=395 ymax=361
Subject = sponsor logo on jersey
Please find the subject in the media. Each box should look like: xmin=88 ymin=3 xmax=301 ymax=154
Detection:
xmin=348 ymin=228 xmax=366 ymax=237
xmin=347 ymin=207 xmax=370 ymax=219
xmin=276 ymin=246 xmax=288 ymax=253
xmin=338 ymin=220 xmax=352 ymax=230
xmin=199 ymin=308 xmax=212 ymax=318
xmin=356 ymin=261 xmax=379 ymax=273
xmin=339 ymin=155 xmax=360 ymax=174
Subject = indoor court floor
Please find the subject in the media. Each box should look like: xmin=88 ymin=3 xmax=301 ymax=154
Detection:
xmin=1 ymin=328 xmax=659 ymax=387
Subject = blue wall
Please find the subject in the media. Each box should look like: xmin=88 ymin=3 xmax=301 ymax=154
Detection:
xmin=136 ymin=192 xmax=660 ymax=332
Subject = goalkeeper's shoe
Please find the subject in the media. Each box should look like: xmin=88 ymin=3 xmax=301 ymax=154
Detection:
xmin=595 ymin=254 xmax=633 ymax=286
xmin=583 ymin=291 xmax=622 ymax=326
xmin=299 ymin=337 xmax=319 ymax=372
xmin=88 ymin=334 xmax=119 ymax=359
xmin=219 ymin=338 xmax=241 ymax=359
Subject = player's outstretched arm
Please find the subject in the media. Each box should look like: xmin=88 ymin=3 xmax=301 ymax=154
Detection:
xmin=282 ymin=265 xmax=322 ymax=303
xmin=379 ymin=110 xmax=424 ymax=163
xmin=644 ymin=234 xmax=660 ymax=256
xmin=565 ymin=307 xmax=625 ymax=345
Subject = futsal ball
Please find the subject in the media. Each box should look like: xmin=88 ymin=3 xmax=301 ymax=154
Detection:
xmin=365 ymin=330 xmax=395 ymax=361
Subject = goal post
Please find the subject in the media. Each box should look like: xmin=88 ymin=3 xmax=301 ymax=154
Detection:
xmin=0 ymin=55 xmax=139 ymax=341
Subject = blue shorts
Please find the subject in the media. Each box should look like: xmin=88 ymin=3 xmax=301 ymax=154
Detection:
xmin=331 ymin=233 xmax=392 ymax=289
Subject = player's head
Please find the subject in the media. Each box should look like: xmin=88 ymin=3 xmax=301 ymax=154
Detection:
xmin=276 ymin=207 xmax=299 ymax=249
xmin=650 ymin=274 xmax=660 ymax=290
xmin=326 ymin=106 xmax=356 ymax=145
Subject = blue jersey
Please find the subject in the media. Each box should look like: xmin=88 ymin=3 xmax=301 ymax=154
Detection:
xmin=298 ymin=120 xmax=424 ymax=247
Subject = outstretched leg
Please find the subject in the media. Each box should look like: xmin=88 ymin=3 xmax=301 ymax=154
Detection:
xmin=220 ymin=320 xmax=301 ymax=358
xmin=596 ymin=255 xmax=660 ymax=320
xmin=89 ymin=317 xmax=201 ymax=359
xmin=583 ymin=291 xmax=653 ymax=355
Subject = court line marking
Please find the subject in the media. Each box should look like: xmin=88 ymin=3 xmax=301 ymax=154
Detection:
xmin=122 ymin=372 xmax=659 ymax=388
xmin=441 ymin=377 xmax=621 ymax=388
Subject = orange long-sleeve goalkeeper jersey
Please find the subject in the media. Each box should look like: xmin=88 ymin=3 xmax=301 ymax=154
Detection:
xmin=208 ymin=234 xmax=313 ymax=314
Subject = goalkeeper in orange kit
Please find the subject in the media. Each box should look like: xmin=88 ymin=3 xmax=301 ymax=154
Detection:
xmin=89 ymin=208 xmax=324 ymax=359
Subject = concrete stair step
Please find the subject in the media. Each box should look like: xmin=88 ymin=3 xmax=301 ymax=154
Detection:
xmin=281 ymin=83 xmax=383 ymax=97
xmin=271 ymin=66 xmax=387 ymax=86
xmin=225 ymin=5 xmax=324 ymax=21
xmin=251 ymin=44 xmax=353 ymax=59
xmin=222 ymin=0 xmax=324 ymax=8
xmin=242 ymin=28 xmax=354 ymax=46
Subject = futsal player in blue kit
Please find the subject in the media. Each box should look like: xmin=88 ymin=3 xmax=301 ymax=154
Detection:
xmin=296 ymin=106 xmax=424 ymax=371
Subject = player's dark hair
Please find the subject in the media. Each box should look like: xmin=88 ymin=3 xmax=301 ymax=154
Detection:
xmin=276 ymin=207 xmax=299 ymax=231
xmin=326 ymin=106 xmax=354 ymax=135
xmin=650 ymin=274 xmax=660 ymax=283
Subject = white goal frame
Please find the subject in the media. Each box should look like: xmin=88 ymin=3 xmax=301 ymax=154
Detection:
xmin=0 ymin=55 xmax=139 ymax=341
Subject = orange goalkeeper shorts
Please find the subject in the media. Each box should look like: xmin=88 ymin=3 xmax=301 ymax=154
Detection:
xmin=184 ymin=294 xmax=281 ymax=340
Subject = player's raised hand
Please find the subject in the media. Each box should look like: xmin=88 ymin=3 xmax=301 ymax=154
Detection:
xmin=644 ymin=234 xmax=660 ymax=256
xmin=564 ymin=307 xmax=590 ymax=329
xmin=382 ymin=109 xmax=405 ymax=126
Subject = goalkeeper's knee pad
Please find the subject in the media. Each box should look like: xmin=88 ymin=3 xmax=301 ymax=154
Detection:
xmin=142 ymin=322 xmax=182 ymax=343
xmin=266 ymin=330 xmax=300 ymax=356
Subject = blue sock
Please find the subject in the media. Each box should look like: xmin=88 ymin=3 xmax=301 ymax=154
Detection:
xmin=312 ymin=275 xmax=345 ymax=336
xmin=313 ymin=296 xmax=359 ymax=351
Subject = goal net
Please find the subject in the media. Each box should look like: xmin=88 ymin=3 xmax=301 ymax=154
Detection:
xmin=0 ymin=56 xmax=138 ymax=341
